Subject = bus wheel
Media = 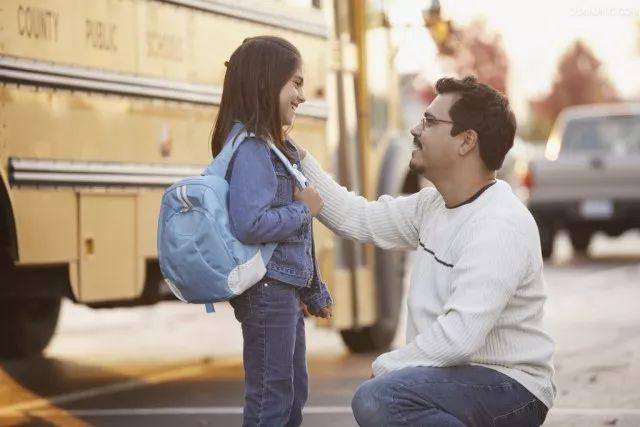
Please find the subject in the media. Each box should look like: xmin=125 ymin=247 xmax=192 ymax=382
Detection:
xmin=340 ymin=320 xmax=397 ymax=354
xmin=0 ymin=297 xmax=61 ymax=358
xmin=341 ymin=248 xmax=405 ymax=353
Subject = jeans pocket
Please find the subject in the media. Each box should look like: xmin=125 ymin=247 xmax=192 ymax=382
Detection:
xmin=494 ymin=398 xmax=544 ymax=427
xmin=262 ymin=280 xmax=297 ymax=305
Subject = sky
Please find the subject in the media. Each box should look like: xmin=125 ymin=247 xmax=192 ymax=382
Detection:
xmin=386 ymin=0 xmax=640 ymax=118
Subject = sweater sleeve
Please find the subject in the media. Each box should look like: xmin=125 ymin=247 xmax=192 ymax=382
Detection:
xmin=301 ymin=153 xmax=434 ymax=251
xmin=372 ymin=219 xmax=530 ymax=376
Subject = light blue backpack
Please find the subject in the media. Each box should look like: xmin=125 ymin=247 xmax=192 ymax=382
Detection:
xmin=157 ymin=122 xmax=308 ymax=313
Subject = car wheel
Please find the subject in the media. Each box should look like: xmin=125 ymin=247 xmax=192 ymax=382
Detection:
xmin=569 ymin=229 xmax=592 ymax=253
xmin=537 ymin=219 xmax=556 ymax=260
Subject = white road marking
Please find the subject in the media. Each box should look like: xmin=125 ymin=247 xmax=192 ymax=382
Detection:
xmin=551 ymin=407 xmax=640 ymax=415
xmin=17 ymin=406 xmax=640 ymax=417
xmin=0 ymin=363 xmax=217 ymax=416
xmin=24 ymin=407 xmax=353 ymax=416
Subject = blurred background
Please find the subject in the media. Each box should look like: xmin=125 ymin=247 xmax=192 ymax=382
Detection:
xmin=0 ymin=0 xmax=639 ymax=426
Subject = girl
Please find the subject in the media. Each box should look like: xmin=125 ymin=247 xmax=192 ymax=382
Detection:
xmin=210 ymin=36 xmax=333 ymax=427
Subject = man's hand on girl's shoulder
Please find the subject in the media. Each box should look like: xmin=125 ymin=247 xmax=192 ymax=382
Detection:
xmin=294 ymin=186 xmax=323 ymax=217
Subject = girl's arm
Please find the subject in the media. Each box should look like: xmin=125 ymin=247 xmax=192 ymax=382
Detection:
xmin=228 ymin=138 xmax=311 ymax=244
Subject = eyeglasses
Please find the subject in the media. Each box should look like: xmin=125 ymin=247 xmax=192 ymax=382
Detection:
xmin=421 ymin=115 xmax=454 ymax=130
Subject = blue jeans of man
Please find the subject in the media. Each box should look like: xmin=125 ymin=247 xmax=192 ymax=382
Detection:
xmin=230 ymin=279 xmax=308 ymax=427
xmin=351 ymin=365 xmax=548 ymax=426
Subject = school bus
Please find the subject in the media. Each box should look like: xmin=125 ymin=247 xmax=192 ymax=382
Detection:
xmin=0 ymin=0 xmax=419 ymax=357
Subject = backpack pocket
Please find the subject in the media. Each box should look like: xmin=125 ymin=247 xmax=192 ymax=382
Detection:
xmin=160 ymin=208 xmax=237 ymax=302
xmin=166 ymin=207 xmax=237 ymax=271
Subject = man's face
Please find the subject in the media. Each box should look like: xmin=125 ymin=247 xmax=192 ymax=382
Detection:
xmin=409 ymin=93 xmax=461 ymax=180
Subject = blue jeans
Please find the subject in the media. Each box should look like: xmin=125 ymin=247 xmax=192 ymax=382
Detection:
xmin=230 ymin=278 xmax=308 ymax=427
xmin=351 ymin=365 xmax=548 ymax=426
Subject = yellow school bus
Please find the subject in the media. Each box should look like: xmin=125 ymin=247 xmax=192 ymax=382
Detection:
xmin=0 ymin=0 xmax=418 ymax=357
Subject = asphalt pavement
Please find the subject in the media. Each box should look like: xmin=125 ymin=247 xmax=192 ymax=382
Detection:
xmin=1 ymin=231 xmax=639 ymax=426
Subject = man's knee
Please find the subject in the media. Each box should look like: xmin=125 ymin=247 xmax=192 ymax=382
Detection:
xmin=351 ymin=379 xmax=389 ymax=426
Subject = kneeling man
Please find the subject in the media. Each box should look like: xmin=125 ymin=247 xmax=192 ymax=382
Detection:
xmin=294 ymin=76 xmax=555 ymax=426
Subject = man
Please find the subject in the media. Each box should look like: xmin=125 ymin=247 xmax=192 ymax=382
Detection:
xmin=293 ymin=76 xmax=555 ymax=426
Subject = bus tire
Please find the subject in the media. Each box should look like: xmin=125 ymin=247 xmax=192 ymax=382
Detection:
xmin=341 ymin=248 xmax=405 ymax=353
xmin=0 ymin=297 xmax=61 ymax=358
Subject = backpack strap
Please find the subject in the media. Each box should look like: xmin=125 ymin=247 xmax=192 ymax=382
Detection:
xmin=202 ymin=122 xmax=251 ymax=178
xmin=205 ymin=122 xmax=308 ymax=190
xmin=267 ymin=142 xmax=308 ymax=189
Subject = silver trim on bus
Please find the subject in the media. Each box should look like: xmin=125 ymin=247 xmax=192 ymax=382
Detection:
xmin=12 ymin=172 xmax=192 ymax=186
xmin=0 ymin=56 xmax=329 ymax=119
xmin=160 ymin=0 xmax=328 ymax=38
xmin=10 ymin=158 xmax=204 ymax=187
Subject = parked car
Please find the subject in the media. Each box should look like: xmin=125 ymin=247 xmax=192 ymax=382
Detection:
xmin=520 ymin=103 xmax=640 ymax=258
xmin=499 ymin=136 xmax=545 ymax=196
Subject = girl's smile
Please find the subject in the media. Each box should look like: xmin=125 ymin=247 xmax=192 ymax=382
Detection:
xmin=280 ymin=69 xmax=306 ymax=126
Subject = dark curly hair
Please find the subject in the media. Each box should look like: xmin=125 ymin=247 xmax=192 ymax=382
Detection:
xmin=435 ymin=76 xmax=516 ymax=171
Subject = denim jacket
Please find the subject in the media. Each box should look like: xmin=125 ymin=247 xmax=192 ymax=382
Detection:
xmin=226 ymin=136 xmax=332 ymax=312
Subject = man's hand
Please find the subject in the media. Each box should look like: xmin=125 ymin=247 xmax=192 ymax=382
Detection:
xmin=294 ymin=186 xmax=323 ymax=217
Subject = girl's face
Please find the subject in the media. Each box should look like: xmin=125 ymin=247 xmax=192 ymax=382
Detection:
xmin=279 ymin=68 xmax=305 ymax=127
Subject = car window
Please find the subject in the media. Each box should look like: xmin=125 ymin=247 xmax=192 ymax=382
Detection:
xmin=562 ymin=114 xmax=640 ymax=155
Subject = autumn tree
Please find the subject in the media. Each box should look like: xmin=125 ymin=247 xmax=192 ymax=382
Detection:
xmin=454 ymin=20 xmax=509 ymax=96
xmin=418 ymin=18 xmax=509 ymax=104
xmin=523 ymin=40 xmax=619 ymax=140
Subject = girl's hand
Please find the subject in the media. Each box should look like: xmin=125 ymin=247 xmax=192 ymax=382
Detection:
xmin=294 ymin=186 xmax=323 ymax=217
xmin=302 ymin=303 xmax=332 ymax=319
xmin=316 ymin=306 xmax=332 ymax=319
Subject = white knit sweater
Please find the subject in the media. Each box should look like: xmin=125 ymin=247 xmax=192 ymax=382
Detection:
xmin=302 ymin=154 xmax=556 ymax=409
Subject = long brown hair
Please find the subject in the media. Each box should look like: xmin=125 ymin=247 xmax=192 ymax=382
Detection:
xmin=210 ymin=36 xmax=301 ymax=160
